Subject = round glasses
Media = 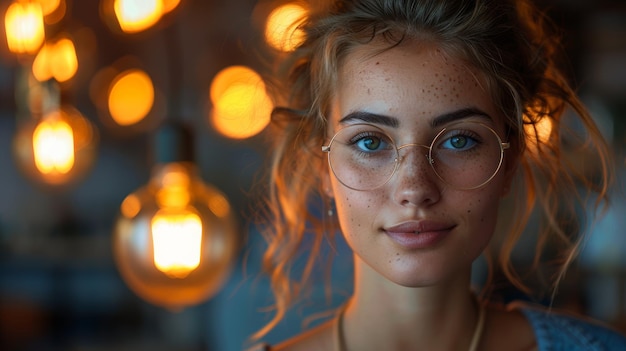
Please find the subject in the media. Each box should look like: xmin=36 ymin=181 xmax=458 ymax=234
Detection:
xmin=322 ymin=121 xmax=510 ymax=191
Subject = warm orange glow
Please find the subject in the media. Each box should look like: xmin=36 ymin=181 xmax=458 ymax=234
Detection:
xmin=210 ymin=65 xmax=259 ymax=103
xmin=150 ymin=164 xmax=202 ymax=279
xmin=50 ymin=38 xmax=77 ymax=82
xmin=32 ymin=117 xmax=75 ymax=175
xmin=32 ymin=42 xmax=52 ymax=80
xmin=32 ymin=37 xmax=78 ymax=82
xmin=209 ymin=66 xmax=273 ymax=139
xmin=212 ymin=83 xmax=272 ymax=139
xmin=112 ymin=161 xmax=238 ymax=309
xmin=264 ymin=3 xmax=307 ymax=52
xmin=4 ymin=2 xmax=45 ymax=54
xmin=108 ymin=69 xmax=155 ymax=126
xmin=524 ymin=115 xmax=553 ymax=153
xmin=156 ymin=166 xmax=191 ymax=208
xmin=121 ymin=194 xmax=142 ymax=219
xmin=208 ymin=193 xmax=230 ymax=218
xmin=151 ymin=208 xmax=202 ymax=279
xmin=35 ymin=0 xmax=61 ymax=16
xmin=114 ymin=0 xmax=163 ymax=33
xmin=41 ymin=0 xmax=65 ymax=24
xmin=162 ymin=0 xmax=180 ymax=13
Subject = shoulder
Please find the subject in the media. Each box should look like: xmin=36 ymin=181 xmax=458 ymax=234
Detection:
xmin=510 ymin=301 xmax=626 ymax=351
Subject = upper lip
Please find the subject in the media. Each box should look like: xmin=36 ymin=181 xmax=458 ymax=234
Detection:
xmin=384 ymin=220 xmax=455 ymax=233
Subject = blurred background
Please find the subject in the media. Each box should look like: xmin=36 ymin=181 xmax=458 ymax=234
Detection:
xmin=0 ymin=0 xmax=624 ymax=350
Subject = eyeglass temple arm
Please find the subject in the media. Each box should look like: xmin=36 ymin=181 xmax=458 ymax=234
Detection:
xmin=502 ymin=142 xmax=510 ymax=150
xmin=322 ymin=145 xmax=330 ymax=152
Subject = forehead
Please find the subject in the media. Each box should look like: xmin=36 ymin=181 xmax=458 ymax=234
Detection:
xmin=332 ymin=40 xmax=501 ymax=127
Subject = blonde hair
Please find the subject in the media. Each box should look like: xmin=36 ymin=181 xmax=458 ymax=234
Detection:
xmin=254 ymin=0 xmax=613 ymax=339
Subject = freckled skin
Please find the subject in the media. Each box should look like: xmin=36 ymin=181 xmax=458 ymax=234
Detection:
xmin=326 ymin=41 xmax=512 ymax=287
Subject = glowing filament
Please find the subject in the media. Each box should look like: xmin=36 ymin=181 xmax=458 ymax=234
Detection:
xmin=151 ymin=210 xmax=202 ymax=279
xmin=33 ymin=119 xmax=75 ymax=174
xmin=4 ymin=2 xmax=45 ymax=54
xmin=114 ymin=0 xmax=163 ymax=33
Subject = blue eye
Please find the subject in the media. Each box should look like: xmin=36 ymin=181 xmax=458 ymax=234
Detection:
xmin=350 ymin=131 xmax=393 ymax=153
xmin=357 ymin=136 xmax=383 ymax=151
xmin=441 ymin=134 xmax=478 ymax=150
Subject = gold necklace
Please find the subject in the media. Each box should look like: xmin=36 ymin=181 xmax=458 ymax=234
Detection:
xmin=334 ymin=301 xmax=486 ymax=351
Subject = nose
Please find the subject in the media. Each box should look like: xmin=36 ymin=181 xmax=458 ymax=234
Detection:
xmin=391 ymin=144 xmax=441 ymax=207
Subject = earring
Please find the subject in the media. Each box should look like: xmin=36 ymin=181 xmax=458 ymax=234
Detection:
xmin=327 ymin=199 xmax=335 ymax=217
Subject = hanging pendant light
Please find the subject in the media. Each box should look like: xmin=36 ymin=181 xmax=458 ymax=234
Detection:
xmin=12 ymin=75 xmax=98 ymax=186
xmin=112 ymin=122 xmax=239 ymax=310
xmin=4 ymin=1 xmax=45 ymax=55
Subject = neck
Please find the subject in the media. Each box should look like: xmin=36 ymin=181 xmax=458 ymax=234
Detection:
xmin=341 ymin=257 xmax=481 ymax=350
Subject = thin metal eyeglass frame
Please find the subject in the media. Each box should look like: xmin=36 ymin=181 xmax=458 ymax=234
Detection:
xmin=321 ymin=122 xmax=511 ymax=191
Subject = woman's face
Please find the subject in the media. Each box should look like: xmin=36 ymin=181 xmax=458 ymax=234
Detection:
xmin=326 ymin=41 xmax=514 ymax=287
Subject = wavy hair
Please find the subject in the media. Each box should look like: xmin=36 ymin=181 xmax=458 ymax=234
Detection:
xmin=254 ymin=0 xmax=613 ymax=339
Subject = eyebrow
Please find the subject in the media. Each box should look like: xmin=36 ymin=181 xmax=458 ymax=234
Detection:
xmin=430 ymin=107 xmax=493 ymax=128
xmin=338 ymin=107 xmax=493 ymax=129
xmin=339 ymin=111 xmax=399 ymax=127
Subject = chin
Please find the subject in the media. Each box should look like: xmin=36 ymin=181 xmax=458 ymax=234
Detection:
xmin=376 ymin=256 xmax=470 ymax=288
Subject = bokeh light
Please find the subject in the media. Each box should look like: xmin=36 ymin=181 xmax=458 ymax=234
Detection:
xmin=108 ymin=69 xmax=155 ymax=126
xmin=40 ymin=0 xmax=66 ymax=25
xmin=524 ymin=115 xmax=553 ymax=154
xmin=114 ymin=0 xmax=163 ymax=33
xmin=13 ymin=104 xmax=98 ymax=186
xmin=264 ymin=2 xmax=307 ymax=52
xmin=32 ymin=36 xmax=78 ymax=83
xmin=4 ymin=1 xmax=45 ymax=54
xmin=209 ymin=66 xmax=272 ymax=139
xmin=35 ymin=0 xmax=61 ymax=16
xmin=162 ymin=0 xmax=181 ymax=14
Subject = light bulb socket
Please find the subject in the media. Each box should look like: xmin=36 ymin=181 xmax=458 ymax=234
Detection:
xmin=153 ymin=121 xmax=194 ymax=164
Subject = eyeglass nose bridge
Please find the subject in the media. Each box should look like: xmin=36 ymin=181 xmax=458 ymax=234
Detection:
xmin=395 ymin=143 xmax=434 ymax=165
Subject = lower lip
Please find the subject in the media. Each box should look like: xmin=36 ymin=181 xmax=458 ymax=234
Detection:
xmin=384 ymin=229 xmax=452 ymax=249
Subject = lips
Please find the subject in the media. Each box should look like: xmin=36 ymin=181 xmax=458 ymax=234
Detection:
xmin=383 ymin=221 xmax=455 ymax=249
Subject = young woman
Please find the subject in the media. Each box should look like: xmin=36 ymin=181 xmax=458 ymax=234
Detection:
xmin=250 ymin=0 xmax=626 ymax=349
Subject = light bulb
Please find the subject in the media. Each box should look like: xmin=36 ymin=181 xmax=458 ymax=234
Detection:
xmin=13 ymin=102 xmax=98 ymax=186
xmin=114 ymin=0 xmax=163 ymax=33
xmin=113 ymin=124 xmax=239 ymax=310
xmin=32 ymin=116 xmax=75 ymax=174
xmin=4 ymin=1 xmax=45 ymax=54
xmin=32 ymin=35 xmax=79 ymax=83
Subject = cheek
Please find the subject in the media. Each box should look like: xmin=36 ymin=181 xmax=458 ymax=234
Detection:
xmin=461 ymin=190 xmax=502 ymax=245
xmin=334 ymin=189 xmax=386 ymax=238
